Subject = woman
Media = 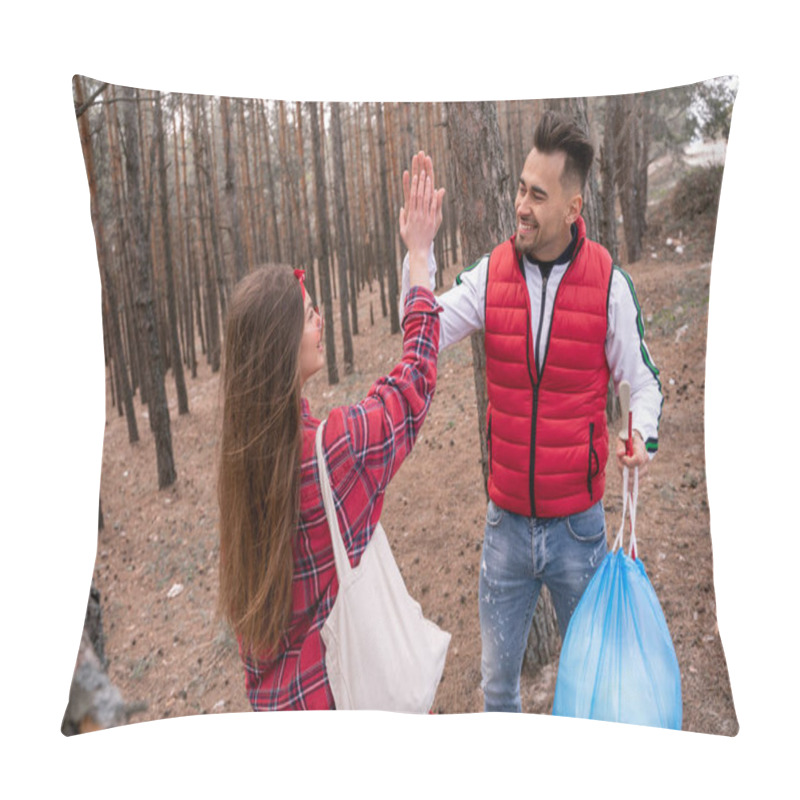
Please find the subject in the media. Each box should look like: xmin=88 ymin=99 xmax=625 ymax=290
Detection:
xmin=217 ymin=153 xmax=445 ymax=710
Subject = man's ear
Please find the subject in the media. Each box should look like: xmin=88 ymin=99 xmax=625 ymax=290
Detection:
xmin=565 ymin=192 xmax=583 ymax=225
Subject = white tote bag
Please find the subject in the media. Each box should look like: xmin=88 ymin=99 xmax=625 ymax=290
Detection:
xmin=315 ymin=423 xmax=451 ymax=712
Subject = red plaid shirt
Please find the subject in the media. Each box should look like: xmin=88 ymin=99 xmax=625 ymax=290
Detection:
xmin=239 ymin=287 xmax=441 ymax=710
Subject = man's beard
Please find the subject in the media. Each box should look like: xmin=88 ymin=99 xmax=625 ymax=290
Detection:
xmin=514 ymin=236 xmax=538 ymax=261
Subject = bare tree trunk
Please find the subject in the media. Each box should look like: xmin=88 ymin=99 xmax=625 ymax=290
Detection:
xmin=600 ymin=96 xmax=622 ymax=421
xmin=445 ymin=101 xmax=514 ymax=494
xmin=424 ymin=102 xmax=446 ymax=286
xmin=354 ymin=103 xmax=370 ymax=292
xmin=174 ymin=95 xmax=198 ymax=379
xmin=119 ymin=85 xmax=176 ymax=488
xmin=106 ymin=263 xmax=139 ymax=441
xmin=236 ymin=99 xmax=257 ymax=272
xmin=377 ymin=103 xmax=401 ymax=334
xmin=277 ymin=101 xmax=296 ymax=266
xmin=338 ymin=103 xmax=360 ymax=337
xmin=443 ymin=105 xmax=461 ymax=268
xmin=330 ymin=103 xmax=355 ymax=374
xmin=74 ymin=76 xmax=139 ymax=444
xmin=154 ymin=90 xmax=189 ymax=415
xmin=445 ymin=100 xmax=559 ymax=675
xmin=220 ymin=96 xmax=246 ymax=282
xmin=192 ymin=96 xmax=221 ymax=372
xmin=105 ymin=84 xmax=143 ymax=405
xmin=294 ymin=101 xmax=316 ymax=297
xmin=600 ymin=96 xmax=621 ymax=265
xmin=100 ymin=302 xmax=117 ymax=414
xmin=207 ymin=99 xmax=229 ymax=319
xmin=321 ymin=105 xmax=339 ymax=303
xmin=260 ymin=100 xmax=283 ymax=265
xmin=612 ymin=92 xmax=650 ymax=264
xmin=307 ymin=101 xmax=339 ymax=385
xmin=366 ymin=104 xmax=387 ymax=317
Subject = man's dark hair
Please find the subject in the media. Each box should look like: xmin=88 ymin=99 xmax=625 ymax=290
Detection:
xmin=533 ymin=110 xmax=594 ymax=192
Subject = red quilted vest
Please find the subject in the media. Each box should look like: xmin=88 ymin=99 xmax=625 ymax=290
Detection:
xmin=484 ymin=216 xmax=612 ymax=518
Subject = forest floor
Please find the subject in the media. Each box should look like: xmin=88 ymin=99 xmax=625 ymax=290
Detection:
xmin=90 ymin=157 xmax=738 ymax=736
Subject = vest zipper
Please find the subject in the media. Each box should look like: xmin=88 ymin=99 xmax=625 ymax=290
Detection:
xmin=527 ymin=236 xmax=585 ymax=517
xmin=525 ymin=298 xmax=539 ymax=517
xmin=535 ymin=273 xmax=549 ymax=375
xmin=530 ymin=381 xmax=539 ymax=516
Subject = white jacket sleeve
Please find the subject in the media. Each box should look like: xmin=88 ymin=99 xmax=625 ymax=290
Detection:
xmin=606 ymin=267 xmax=663 ymax=458
xmin=400 ymin=248 xmax=488 ymax=350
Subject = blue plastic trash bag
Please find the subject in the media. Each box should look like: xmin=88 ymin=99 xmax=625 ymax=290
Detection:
xmin=552 ymin=467 xmax=682 ymax=729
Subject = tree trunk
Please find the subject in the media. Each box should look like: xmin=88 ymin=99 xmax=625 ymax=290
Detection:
xmin=119 ymin=85 xmax=176 ymax=488
xmin=600 ymin=96 xmax=621 ymax=265
xmin=206 ymin=98 xmax=228 ymax=319
xmin=294 ymin=101 xmax=316 ymax=298
xmin=338 ymin=103 xmax=360 ymax=336
xmin=191 ymin=96 xmax=221 ymax=372
xmin=366 ymin=104 xmax=387 ymax=317
xmin=612 ymin=92 xmax=650 ymax=264
xmin=354 ymin=103 xmax=371 ymax=292
xmin=74 ymin=76 xmax=139 ymax=444
xmin=261 ymin=100 xmax=283 ymax=265
xmin=103 ymin=261 xmax=139 ymax=443
xmin=62 ymin=582 xmax=146 ymax=734
xmin=174 ymin=95 xmax=198 ymax=379
xmin=307 ymin=101 xmax=339 ymax=385
xmin=330 ymin=103 xmax=355 ymax=374
xmin=220 ymin=96 xmax=247 ymax=282
xmin=237 ymin=99 xmax=257 ymax=271
xmin=445 ymin=100 xmax=560 ymax=674
xmin=277 ymin=101 xmax=296 ymax=266
xmin=444 ymin=101 xmax=513 ymax=493
xmin=105 ymin=85 xmax=142 ymax=404
xmin=376 ymin=103 xmax=401 ymax=334
xmin=250 ymin=100 xmax=267 ymax=263
xmin=154 ymin=90 xmax=189 ymax=415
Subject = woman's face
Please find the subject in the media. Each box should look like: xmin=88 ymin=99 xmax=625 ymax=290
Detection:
xmin=298 ymin=293 xmax=324 ymax=387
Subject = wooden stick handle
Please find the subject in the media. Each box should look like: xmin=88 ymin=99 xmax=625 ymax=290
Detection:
xmin=618 ymin=380 xmax=631 ymax=439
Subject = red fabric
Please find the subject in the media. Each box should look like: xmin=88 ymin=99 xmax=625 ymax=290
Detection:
xmin=484 ymin=216 xmax=612 ymax=518
xmin=239 ymin=287 xmax=441 ymax=710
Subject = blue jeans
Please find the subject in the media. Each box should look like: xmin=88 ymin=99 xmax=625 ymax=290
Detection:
xmin=479 ymin=499 xmax=607 ymax=712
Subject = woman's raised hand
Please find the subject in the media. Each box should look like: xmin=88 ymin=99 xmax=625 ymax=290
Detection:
xmin=400 ymin=150 xmax=445 ymax=258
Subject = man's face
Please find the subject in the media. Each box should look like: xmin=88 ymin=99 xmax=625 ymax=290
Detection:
xmin=514 ymin=148 xmax=581 ymax=262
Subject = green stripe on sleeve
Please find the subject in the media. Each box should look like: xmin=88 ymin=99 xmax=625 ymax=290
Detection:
xmin=614 ymin=265 xmax=664 ymax=450
xmin=455 ymin=255 xmax=487 ymax=286
xmin=614 ymin=266 xmax=661 ymax=386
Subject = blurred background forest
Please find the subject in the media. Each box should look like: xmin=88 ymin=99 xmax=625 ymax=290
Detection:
xmin=73 ymin=76 xmax=735 ymax=490
xmin=64 ymin=76 xmax=737 ymax=734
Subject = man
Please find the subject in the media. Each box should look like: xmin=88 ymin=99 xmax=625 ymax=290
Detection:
xmin=400 ymin=111 xmax=662 ymax=712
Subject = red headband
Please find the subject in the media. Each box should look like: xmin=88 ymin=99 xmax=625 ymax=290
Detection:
xmin=293 ymin=268 xmax=306 ymax=303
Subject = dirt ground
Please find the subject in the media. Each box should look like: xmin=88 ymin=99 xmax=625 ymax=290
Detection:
xmin=89 ymin=164 xmax=738 ymax=736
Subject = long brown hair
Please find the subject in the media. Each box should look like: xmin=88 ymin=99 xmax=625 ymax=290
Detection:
xmin=217 ymin=264 xmax=304 ymax=656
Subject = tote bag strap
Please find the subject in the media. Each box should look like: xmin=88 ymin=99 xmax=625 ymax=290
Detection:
xmin=612 ymin=464 xmax=639 ymax=558
xmin=314 ymin=422 xmax=353 ymax=580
